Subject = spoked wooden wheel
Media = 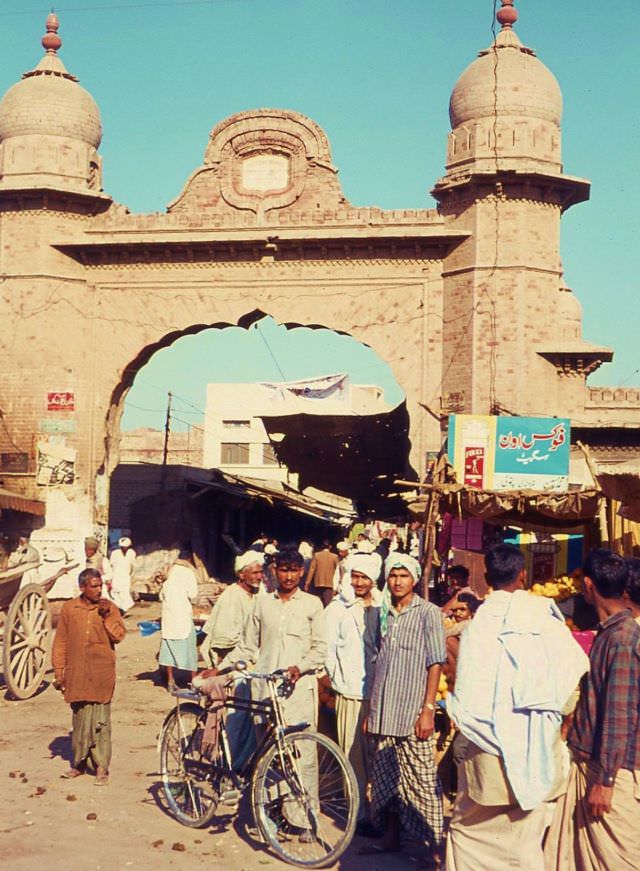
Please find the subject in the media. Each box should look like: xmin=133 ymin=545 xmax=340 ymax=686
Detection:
xmin=3 ymin=584 xmax=52 ymax=699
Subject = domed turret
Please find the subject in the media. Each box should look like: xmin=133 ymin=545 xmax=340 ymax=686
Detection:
xmin=444 ymin=1 xmax=563 ymax=175
xmin=0 ymin=14 xmax=104 ymax=194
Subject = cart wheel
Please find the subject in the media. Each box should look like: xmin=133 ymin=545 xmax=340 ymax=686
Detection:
xmin=3 ymin=584 xmax=52 ymax=700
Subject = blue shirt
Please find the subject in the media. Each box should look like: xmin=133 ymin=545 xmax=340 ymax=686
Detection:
xmin=367 ymin=594 xmax=445 ymax=737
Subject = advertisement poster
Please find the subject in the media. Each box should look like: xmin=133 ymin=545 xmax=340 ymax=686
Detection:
xmin=448 ymin=415 xmax=570 ymax=492
xmin=36 ymin=441 xmax=76 ymax=485
xmin=47 ymin=391 xmax=75 ymax=411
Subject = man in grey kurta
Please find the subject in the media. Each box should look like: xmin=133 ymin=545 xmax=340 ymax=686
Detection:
xmin=201 ymin=550 xmax=264 ymax=668
xmin=236 ymin=547 xmax=326 ymax=823
xmin=201 ymin=549 xmax=264 ymax=768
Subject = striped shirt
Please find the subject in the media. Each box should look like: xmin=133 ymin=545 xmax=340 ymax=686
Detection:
xmin=569 ymin=609 xmax=640 ymax=785
xmin=368 ymin=594 xmax=446 ymax=737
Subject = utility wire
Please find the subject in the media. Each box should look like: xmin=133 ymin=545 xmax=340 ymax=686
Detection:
xmin=0 ymin=0 xmax=264 ymax=16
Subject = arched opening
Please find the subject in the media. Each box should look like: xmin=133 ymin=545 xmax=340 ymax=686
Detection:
xmin=105 ymin=314 xmax=415 ymax=581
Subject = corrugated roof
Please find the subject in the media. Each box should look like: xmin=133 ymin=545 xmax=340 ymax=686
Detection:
xmin=0 ymin=487 xmax=45 ymax=516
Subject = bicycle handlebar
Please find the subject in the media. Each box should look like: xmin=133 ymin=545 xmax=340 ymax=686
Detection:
xmin=204 ymin=661 xmax=323 ymax=681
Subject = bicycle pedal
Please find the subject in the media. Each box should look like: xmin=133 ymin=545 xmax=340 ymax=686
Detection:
xmin=219 ymin=788 xmax=241 ymax=806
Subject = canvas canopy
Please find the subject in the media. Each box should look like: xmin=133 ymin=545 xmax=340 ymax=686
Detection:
xmin=407 ymin=483 xmax=601 ymax=533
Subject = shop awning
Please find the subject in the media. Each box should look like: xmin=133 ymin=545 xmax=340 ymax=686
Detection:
xmin=186 ymin=469 xmax=357 ymax=524
xmin=407 ymin=483 xmax=602 ymax=532
xmin=0 ymin=487 xmax=46 ymax=516
xmin=596 ymin=460 xmax=640 ymax=522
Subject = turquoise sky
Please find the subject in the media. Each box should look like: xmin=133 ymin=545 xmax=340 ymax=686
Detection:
xmin=2 ymin=1 xmax=638 ymax=430
xmin=121 ymin=318 xmax=404 ymax=430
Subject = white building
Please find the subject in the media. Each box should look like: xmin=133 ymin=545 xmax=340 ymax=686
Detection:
xmin=203 ymin=374 xmax=390 ymax=483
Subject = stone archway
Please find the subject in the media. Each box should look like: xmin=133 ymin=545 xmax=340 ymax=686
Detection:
xmin=103 ymin=310 xmax=415 ymax=502
xmin=0 ymin=108 xmax=458 ymax=542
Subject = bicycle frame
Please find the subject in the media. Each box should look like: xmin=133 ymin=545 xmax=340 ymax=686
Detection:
xmin=171 ymin=670 xmax=313 ymax=794
xmin=161 ymin=667 xmax=359 ymax=866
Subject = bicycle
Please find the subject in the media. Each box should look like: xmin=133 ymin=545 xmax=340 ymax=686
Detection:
xmin=158 ymin=661 xmax=359 ymax=868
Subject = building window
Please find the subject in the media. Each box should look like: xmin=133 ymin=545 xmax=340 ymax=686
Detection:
xmin=222 ymin=420 xmax=251 ymax=429
xmin=221 ymin=442 xmax=250 ymax=464
xmin=263 ymin=443 xmax=279 ymax=466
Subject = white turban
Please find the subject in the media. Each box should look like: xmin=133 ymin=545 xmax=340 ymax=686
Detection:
xmin=235 ymin=550 xmax=265 ymax=573
xmin=384 ymin=553 xmax=421 ymax=584
xmin=118 ymin=536 xmax=132 ymax=548
xmin=336 ymin=540 xmax=350 ymax=552
xmin=349 ymin=552 xmax=382 ymax=582
xmin=355 ymin=540 xmax=375 ymax=554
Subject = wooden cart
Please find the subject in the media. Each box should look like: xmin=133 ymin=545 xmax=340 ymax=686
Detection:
xmin=0 ymin=561 xmax=75 ymax=699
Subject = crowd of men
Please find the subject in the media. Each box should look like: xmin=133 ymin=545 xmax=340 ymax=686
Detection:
xmin=49 ymin=533 xmax=640 ymax=870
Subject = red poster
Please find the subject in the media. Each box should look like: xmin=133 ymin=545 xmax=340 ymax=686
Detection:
xmin=464 ymin=446 xmax=485 ymax=489
xmin=47 ymin=391 xmax=75 ymax=411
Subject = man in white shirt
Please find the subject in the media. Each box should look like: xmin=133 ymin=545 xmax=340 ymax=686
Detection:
xmin=332 ymin=539 xmax=353 ymax=593
xmin=446 ymin=544 xmax=588 ymax=871
xmin=325 ymin=552 xmax=381 ymax=833
xmin=158 ymin=549 xmax=199 ymax=691
xmin=108 ymin=536 xmax=136 ymax=613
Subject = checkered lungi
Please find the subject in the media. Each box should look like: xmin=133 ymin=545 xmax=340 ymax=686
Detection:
xmin=370 ymin=733 xmax=443 ymax=848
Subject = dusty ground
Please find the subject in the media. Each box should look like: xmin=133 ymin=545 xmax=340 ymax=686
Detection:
xmin=0 ymin=600 xmax=429 ymax=871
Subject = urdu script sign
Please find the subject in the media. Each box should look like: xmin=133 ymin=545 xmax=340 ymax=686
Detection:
xmin=447 ymin=415 xmax=570 ymax=492
xmin=46 ymin=391 xmax=75 ymax=411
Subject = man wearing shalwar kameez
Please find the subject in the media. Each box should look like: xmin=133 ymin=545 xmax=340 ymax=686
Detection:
xmin=365 ymin=553 xmax=446 ymax=869
xmin=200 ymin=549 xmax=264 ymax=768
xmin=158 ymin=550 xmax=199 ymax=690
xmin=446 ymin=544 xmax=589 ymax=871
xmin=235 ymin=547 xmax=326 ymax=834
xmin=52 ymin=568 xmax=126 ymax=785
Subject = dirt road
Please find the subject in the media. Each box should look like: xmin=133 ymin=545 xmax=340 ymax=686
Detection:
xmin=0 ymin=600 xmax=426 ymax=870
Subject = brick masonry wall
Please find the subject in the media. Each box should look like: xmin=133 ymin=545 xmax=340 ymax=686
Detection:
xmin=0 ymin=107 xmax=611 ymax=538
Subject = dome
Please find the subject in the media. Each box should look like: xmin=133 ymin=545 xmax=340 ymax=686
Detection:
xmin=449 ymin=21 xmax=562 ymax=130
xmin=0 ymin=14 xmax=102 ymax=148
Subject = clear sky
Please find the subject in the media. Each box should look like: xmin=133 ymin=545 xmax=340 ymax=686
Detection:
xmin=1 ymin=0 xmax=638 ymax=431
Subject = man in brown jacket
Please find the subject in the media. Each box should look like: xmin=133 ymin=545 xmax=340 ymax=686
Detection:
xmin=305 ymin=540 xmax=339 ymax=607
xmin=52 ymin=567 xmax=126 ymax=784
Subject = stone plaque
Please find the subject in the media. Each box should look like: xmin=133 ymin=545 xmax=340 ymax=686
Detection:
xmin=241 ymin=153 xmax=289 ymax=193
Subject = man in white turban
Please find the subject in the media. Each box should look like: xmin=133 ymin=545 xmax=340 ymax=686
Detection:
xmin=202 ymin=550 xmax=264 ymax=669
xmin=363 ymin=553 xmax=446 ymax=867
xmin=326 ymin=552 xmax=382 ymax=834
xmin=331 ymin=539 xmax=352 ymax=594
xmin=200 ymin=549 xmax=264 ymax=768
xmin=108 ymin=536 xmax=136 ymax=613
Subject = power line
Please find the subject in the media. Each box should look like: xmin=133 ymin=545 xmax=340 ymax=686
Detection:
xmin=254 ymin=321 xmax=288 ymax=381
xmin=0 ymin=0 xmax=265 ymax=16
xmin=617 ymin=366 xmax=640 ymax=388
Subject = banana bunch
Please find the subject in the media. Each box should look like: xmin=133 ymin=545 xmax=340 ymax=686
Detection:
xmin=529 ymin=573 xmax=582 ymax=602
xmin=436 ymin=673 xmax=449 ymax=701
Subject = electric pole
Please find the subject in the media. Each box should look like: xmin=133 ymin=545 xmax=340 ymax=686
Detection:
xmin=161 ymin=391 xmax=172 ymax=488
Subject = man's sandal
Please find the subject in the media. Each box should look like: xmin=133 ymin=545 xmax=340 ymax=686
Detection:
xmin=60 ymin=767 xmax=83 ymax=779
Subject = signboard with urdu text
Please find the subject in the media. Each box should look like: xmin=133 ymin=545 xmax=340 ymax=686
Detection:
xmin=447 ymin=415 xmax=570 ymax=492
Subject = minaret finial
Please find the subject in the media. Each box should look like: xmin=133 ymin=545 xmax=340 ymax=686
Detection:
xmin=42 ymin=11 xmax=62 ymax=54
xmin=496 ymin=0 xmax=518 ymax=30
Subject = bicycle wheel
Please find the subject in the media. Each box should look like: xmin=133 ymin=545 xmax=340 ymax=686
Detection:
xmin=251 ymin=729 xmax=358 ymax=868
xmin=158 ymin=703 xmax=219 ymax=828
